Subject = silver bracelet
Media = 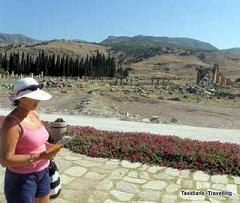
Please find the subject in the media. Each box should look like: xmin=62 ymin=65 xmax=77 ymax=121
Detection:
xmin=29 ymin=153 xmax=35 ymax=163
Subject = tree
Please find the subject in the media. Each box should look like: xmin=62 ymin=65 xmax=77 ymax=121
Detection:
xmin=26 ymin=53 xmax=31 ymax=74
xmin=0 ymin=50 xmax=117 ymax=78
xmin=3 ymin=52 xmax=8 ymax=72
xmin=20 ymin=52 xmax=25 ymax=73
xmin=56 ymin=55 xmax=61 ymax=76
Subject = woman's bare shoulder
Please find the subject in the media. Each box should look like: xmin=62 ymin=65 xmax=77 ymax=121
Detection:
xmin=1 ymin=115 xmax=20 ymax=131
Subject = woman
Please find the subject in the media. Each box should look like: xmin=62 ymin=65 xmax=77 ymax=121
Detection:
xmin=0 ymin=77 xmax=61 ymax=203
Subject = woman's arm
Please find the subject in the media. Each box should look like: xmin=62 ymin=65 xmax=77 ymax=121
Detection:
xmin=0 ymin=119 xmax=37 ymax=167
xmin=0 ymin=118 xmax=61 ymax=167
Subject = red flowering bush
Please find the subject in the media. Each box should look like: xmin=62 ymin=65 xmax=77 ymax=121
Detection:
xmin=53 ymin=122 xmax=240 ymax=176
xmin=64 ymin=129 xmax=240 ymax=176
xmin=2 ymin=115 xmax=240 ymax=176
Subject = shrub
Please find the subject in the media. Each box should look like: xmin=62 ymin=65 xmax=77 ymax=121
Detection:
xmin=54 ymin=118 xmax=65 ymax=122
xmin=62 ymin=124 xmax=240 ymax=176
xmin=0 ymin=69 xmax=8 ymax=75
xmin=235 ymin=78 xmax=240 ymax=83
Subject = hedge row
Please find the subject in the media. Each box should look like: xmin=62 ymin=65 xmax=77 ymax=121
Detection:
xmin=60 ymin=122 xmax=240 ymax=176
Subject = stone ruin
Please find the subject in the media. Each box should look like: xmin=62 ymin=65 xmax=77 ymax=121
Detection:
xmin=212 ymin=64 xmax=233 ymax=86
xmin=196 ymin=67 xmax=215 ymax=90
xmin=186 ymin=64 xmax=234 ymax=97
xmin=197 ymin=64 xmax=233 ymax=88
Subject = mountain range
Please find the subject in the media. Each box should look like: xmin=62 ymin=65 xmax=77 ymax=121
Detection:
xmin=101 ymin=35 xmax=218 ymax=50
xmin=1 ymin=32 xmax=240 ymax=81
xmin=0 ymin=33 xmax=39 ymax=45
xmin=0 ymin=33 xmax=217 ymax=50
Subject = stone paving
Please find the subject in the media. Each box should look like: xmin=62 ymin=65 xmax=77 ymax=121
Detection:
xmin=0 ymin=148 xmax=240 ymax=202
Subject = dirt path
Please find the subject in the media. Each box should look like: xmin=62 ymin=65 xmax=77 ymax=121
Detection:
xmin=115 ymin=99 xmax=240 ymax=129
xmin=1 ymin=108 xmax=240 ymax=145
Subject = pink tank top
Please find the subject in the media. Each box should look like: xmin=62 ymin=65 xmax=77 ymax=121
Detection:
xmin=6 ymin=114 xmax=49 ymax=174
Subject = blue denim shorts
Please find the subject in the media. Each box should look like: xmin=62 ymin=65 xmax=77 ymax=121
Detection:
xmin=4 ymin=167 xmax=50 ymax=203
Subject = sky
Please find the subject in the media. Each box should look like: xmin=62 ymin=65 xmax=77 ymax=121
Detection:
xmin=0 ymin=0 xmax=239 ymax=49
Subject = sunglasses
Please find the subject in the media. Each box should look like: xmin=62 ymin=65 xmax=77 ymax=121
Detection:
xmin=16 ymin=84 xmax=43 ymax=95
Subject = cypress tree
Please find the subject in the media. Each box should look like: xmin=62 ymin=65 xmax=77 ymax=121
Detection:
xmin=109 ymin=57 xmax=116 ymax=77
xmin=84 ymin=55 xmax=89 ymax=76
xmin=47 ymin=55 xmax=51 ymax=76
xmin=60 ymin=56 xmax=65 ymax=76
xmin=26 ymin=53 xmax=31 ymax=74
xmin=9 ymin=53 xmax=14 ymax=74
xmin=3 ymin=52 xmax=8 ymax=72
xmin=51 ymin=54 xmax=56 ymax=76
xmin=1 ymin=50 xmax=117 ymax=78
xmin=0 ymin=52 xmax=2 ymax=69
xmin=56 ymin=55 xmax=61 ymax=76
xmin=65 ymin=55 xmax=70 ymax=76
xmin=44 ymin=55 xmax=49 ymax=76
xmin=20 ymin=52 xmax=25 ymax=73
xmin=75 ymin=57 xmax=79 ymax=77
xmin=35 ymin=55 xmax=40 ymax=75
xmin=15 ymin=52 xmax=20 ymax=74
xmin=79 ymin=58 xmax=84 ymax=77
xmin=29 ymin=55 xmax=35 ymax=75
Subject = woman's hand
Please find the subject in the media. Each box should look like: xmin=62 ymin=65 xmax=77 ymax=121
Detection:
xmin=45 ymin=142 xmax=53 ymax=149
xmin=39 ymin=148 xmax=61 ymax=160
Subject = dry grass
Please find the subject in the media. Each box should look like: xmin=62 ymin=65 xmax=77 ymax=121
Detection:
xmin=129 ymin=54 xmax=208 ymax=82
xmin=0 ymin=40 xmax=109 ymax=58
xmin=204 ymin=51 xmax=240 ymax=81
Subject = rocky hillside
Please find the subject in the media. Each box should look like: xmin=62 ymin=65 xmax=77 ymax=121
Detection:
xmin=128 ymin=50 xmax=240 ymax=81
xmin=101 ymin=35 xmax=217 ymax=65
xmin=1 ymin=33 xmax=240 ymax=81
xmin=101 ymin=35 xmax=218 ymax=50
xmin=221 ymin=48 xmax=240 ymax=52
xmin=202 ymin=51 xmax=240 ymax=81
xmin=0 ymin=33 xmax=39 ymax=45
xmin=100 ymin=36 xmax=240 ymax=80
xmin=0 ymin=39 xmax=109 ymax=58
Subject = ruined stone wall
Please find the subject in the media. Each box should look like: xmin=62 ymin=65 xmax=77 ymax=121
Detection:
xmin=196 ymin=67 xmax=215 ymax=89
xmin=196 ymin=64 xmax=233 ymax=89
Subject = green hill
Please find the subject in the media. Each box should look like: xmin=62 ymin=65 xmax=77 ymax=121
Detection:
xmin=101 ymin=35 xmax=218 ymax=50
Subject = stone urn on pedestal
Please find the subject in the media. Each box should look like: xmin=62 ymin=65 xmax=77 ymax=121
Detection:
xmin=51 ymin=118 xmax=67 ymax=143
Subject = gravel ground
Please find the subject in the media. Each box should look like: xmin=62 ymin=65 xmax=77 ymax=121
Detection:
xmin=1 ymin=78 xmax=240 ymax=129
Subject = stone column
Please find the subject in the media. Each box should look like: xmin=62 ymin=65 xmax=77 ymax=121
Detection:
xmin=224 ymin=77 xmax=227 ymax=85
xmin=11 ymin=71 xmax=15 ymax=78
xmin=218 ymin=73 xmax=222 ymax=84
xmin=213 ymin=64 xmax=219 ymax=83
